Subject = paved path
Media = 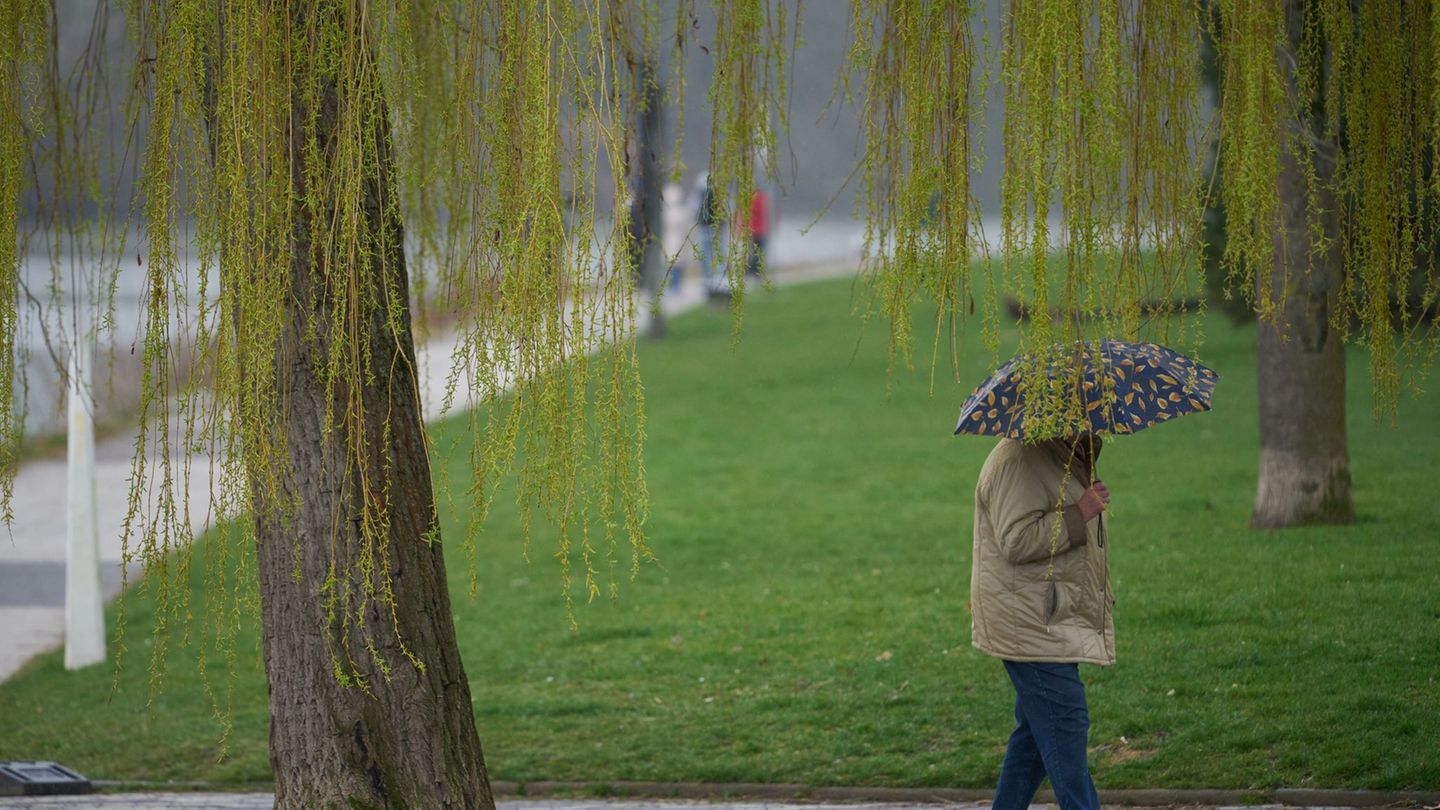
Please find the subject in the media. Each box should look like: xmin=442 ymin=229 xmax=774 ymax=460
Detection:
xmin=0 ymin=431 xmax=215 ymax=681
xmin=0 ymin=797 xmax=1408 ymax=810
xmin=0 ymin=262 xmax=856 ymax=683
xmin=0 ymin=799 xmax=989 ymax=810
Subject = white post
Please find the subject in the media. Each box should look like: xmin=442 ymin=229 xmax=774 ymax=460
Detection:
xmin=65 ymin=331 xmax=105 ymax=670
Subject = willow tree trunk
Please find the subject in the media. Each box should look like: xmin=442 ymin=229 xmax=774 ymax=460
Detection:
xmin=634 ymin=53 xmax=666 ymax=337
xmin=1252 ymin=0 xmax=1354 ymax=528
xmin=247 ymin=16 xmax=495 ymax=810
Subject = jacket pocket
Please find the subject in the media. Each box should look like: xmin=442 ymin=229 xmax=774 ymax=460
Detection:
xmin=1045 ymin=581 xmax=1059 ymax=624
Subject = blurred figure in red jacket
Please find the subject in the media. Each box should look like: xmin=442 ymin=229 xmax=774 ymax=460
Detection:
xmin=742 ymin=187 xmax=770 ymax=279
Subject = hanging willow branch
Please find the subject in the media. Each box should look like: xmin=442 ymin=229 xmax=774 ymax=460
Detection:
xmin=853 ymin=0 xmax=1205 ymax=437
xmin=856 ymin=0 xmax=1436 ymax=431
xmin=0 ymin=0 xmax=792 ymax=709
xmin=115 ymin=0 xmax=671 ymax=680
xmin=3 ymin=0 xmax=1435 ymax=714
xmin=1212 ymin=0 xmax=1439 ymax=419
xmin=1326 ymin=0 xmax=1439 ymax=413
xmin=849 ymin=0 xmax=979 ymax=389
xmin=1213 ymin=0 xmax=1285 ymax=322
xmin=708 ymin=0 xmax=790 ymax=328
xmin=0 ymin=0 xmax=789 ymax=706
xmin=0 ymin=0 xmax=46 ymax=524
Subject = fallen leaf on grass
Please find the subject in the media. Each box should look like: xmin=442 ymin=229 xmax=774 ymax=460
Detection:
xmin=1091 ymin=736 xmax=1159 ymax=765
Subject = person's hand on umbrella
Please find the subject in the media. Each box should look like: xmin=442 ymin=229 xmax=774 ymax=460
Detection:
xmin=1078 ymin=480 xmax=1110 ymax=521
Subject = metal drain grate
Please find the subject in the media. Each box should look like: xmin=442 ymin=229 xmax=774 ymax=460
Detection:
xmin=0 ymin=761 xmax=93 ymax=796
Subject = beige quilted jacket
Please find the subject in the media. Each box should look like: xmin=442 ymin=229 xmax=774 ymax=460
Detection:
xmin=969 ymin=438 xmax=1115 ymax=666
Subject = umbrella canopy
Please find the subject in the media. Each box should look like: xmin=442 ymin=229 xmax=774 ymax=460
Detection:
xmin=954 ymin=340 xmax=1218 ymax=438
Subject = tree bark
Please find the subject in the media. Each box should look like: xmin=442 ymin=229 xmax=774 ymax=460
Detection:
xmin=247 ymin=14 xmax=494 ymax=810
xmin=1251 ymin=0 xmax=1354 ymax=529
xmin=634 ymin=53 xmax=666 ymax=337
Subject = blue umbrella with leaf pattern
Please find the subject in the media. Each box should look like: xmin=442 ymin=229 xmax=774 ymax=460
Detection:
xmin=954 ymin=340 xmax=1218 ymax=438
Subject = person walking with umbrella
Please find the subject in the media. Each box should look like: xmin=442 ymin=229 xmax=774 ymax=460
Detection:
xmin=957 ymin=340 xmax=1217 ymax=809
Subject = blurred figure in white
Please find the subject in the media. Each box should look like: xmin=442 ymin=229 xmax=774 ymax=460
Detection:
xmin=661 ymin=181 xmax=689 ymax=292
xmin=694 ymin=171 xmax=721 ymax=293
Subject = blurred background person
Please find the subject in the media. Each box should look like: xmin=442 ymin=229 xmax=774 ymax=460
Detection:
xmin=744 ymin=186 xmax=771 ymax=280
xmin=694 ymin=171 xmax=721 ymax=293
xmin=662 ymin=181 xmax=689 ymax=292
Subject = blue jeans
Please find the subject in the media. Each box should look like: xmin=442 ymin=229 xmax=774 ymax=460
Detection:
xmin=994 ymin=661 xmax=1100 ymax=810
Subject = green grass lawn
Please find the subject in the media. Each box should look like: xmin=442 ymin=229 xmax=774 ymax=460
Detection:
xmin=1 ymin=276 xmax=1437 ymax=790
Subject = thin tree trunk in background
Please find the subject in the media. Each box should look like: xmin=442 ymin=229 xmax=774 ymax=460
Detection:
xmin=248 ymin=13 xmax=494 ymax=809
xmin=1252 ymin=0 xmax=1354 ymax=529
xmin=636 ymin=53 xmax=666 ymax=337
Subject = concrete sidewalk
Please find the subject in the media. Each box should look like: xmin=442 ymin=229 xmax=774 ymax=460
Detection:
xmin=0 ymin=797 xmax=1427 ymax=810
xmin=0 ymin=798 xmax=983 ymax=809
xmin=0 ymin=432 xmax=215 ymax=681
xmin=0 ymin=262 xmax=857 ymax=683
